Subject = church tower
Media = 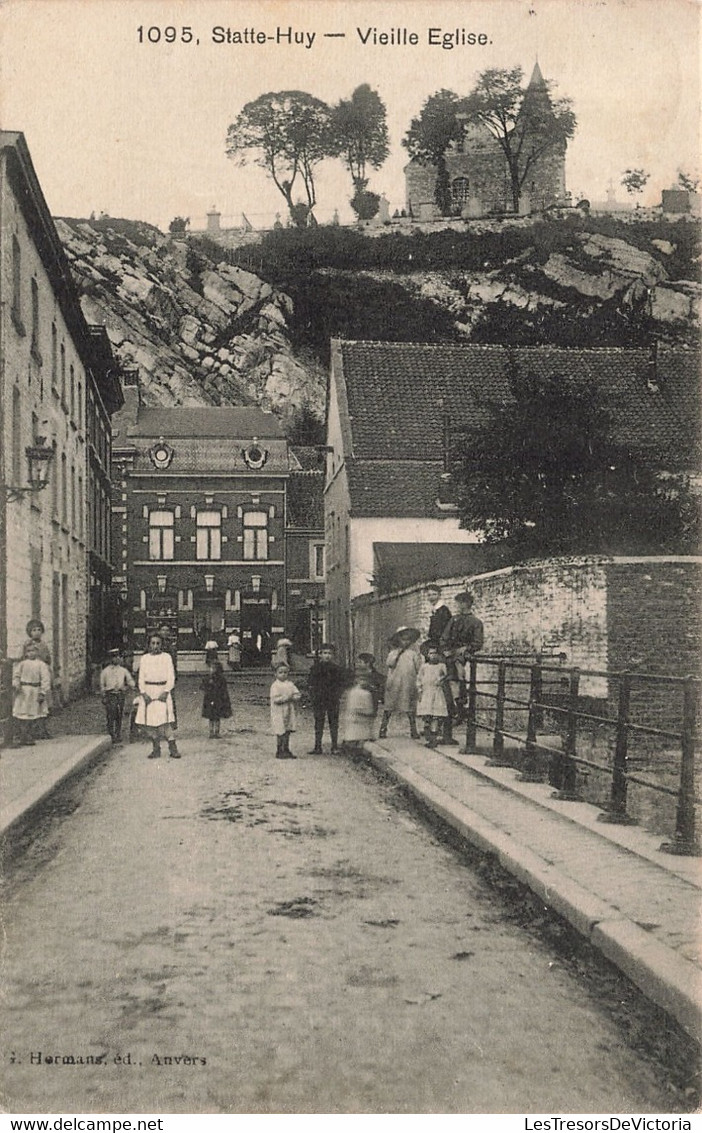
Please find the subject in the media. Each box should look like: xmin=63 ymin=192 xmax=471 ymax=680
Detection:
xmin=404 ymin=62 xmax=569 ymax=218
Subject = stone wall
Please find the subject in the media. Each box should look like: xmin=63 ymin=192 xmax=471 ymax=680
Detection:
xmin=352 ymin=555 xmax=701 ymax=715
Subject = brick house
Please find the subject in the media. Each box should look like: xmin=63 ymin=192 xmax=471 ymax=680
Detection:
xmin=111 ymin=383 xmax=324 ymax=667
xmin=0 ymin=131 xmax=122 ymax=726
xmin=405 ymin=63 xmax=567 ymax=218
xmin=285 ymin=446 xmax=326 ymax=654
xmin=324 ymin=339 xmax=699 ymax=663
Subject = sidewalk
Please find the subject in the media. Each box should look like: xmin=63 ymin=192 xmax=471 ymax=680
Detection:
xmin=0 ymin=692 xmax=110 ymax=841
xmin=362 ymin=732 xmax=702 ymax=1045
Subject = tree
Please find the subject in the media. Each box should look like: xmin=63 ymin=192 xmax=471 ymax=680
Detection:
xmin=621 ymin=168 xmax=650 ymax=205
xmin=332 ymin=84 xmax=389 ymax=212
xmin=168 ymin=216 xmax=190 ymax=236
xmin=226 ymin=91 xmax=333 ymax=226
xmin=451 ymin=368 xmax=699 ymax=556
xmin=677 ymin=169 xmax=700 ymax=193
xmin=403 ymin=90 xmax=466 ymax=215
xmin=462 ymin=66 xmax=576 ymax=213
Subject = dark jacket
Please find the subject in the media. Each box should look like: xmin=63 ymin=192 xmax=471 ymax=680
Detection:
xmin=428 ymin=603 xmax=452 ymax=646
xmin=307 ymin=660 xmax=347 ymax=708
xmin=201 ymin=669 xmax=232 ymax=720
xmin=440 ymin=612 xmax=484 ymax=657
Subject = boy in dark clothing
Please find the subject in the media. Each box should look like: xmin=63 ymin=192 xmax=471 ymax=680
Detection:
xmin=307 ymin=643 xmax=347 ymax=754
xmin=440 ymin=591 xmax=484 ymax=737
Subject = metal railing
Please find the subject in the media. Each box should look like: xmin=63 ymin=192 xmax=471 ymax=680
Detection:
xmin=462 ymin=655 xmax=701 ymax=856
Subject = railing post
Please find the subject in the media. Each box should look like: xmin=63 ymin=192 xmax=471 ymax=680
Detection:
xmin=552 ymin=667 xmax=582 ymax=801
xmin=519 ymin=661 xmax=545 ymax=782
xmin=599 ymin=671 xmax=636 ymax=825
xmin=661 ymin=676 xmax=701 ymax=856
xmin=487 ymin=660 xmax=510 ymax=766
xmin=462 ymin=657 xmax=478 ymax=753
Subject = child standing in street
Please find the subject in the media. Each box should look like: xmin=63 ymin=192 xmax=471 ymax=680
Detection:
xmin=201 ymin=659 xmax=232 ymax=738
xmin=22 ymin=618 xmax=53 ymax=738
xmin=342 ymin=658 xmax=378 ymax=753
xmin=12 ymin=641 xmax=52 ymax=746
xmin=416 ymin=644 xmax=450 ymax=748
xmin=270 ymin=662 xmax=301 ymax=759
xmin=99 ymin=649 xmax=136 ymax=744
xmin=134 ymin=632 xmax=179 ymax=759
xmin=306 ymin=643 xmax=347 ymax=755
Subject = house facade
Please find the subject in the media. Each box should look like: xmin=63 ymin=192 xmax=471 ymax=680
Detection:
xmin=405 ymin=63 xmax=567 ymax=218
xmin=285 ymin=447 xmax=326 ymax=655
xmin=111 ymin=388 xmax=325 ymax=666
xmin=324 ymin=339 xmax=699 ymax=664
xmin=0 ymin=131 xmax=122 ymax=728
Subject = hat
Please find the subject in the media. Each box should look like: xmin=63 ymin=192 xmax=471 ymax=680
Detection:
xmin=107 ymin=648 xmax=121 ymax=657
xmin=390 ymin=626 xmax=421 ymax=648
xmin=277 ymin=637 xmax=293 ymax=647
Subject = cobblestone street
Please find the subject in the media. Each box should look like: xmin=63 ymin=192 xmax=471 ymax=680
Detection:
xmin=0 ymin=676 xmax=690 ymax=1113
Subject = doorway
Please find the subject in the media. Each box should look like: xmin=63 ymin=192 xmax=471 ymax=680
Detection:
xmin=240 ymin=596 xmax=272 ymax=666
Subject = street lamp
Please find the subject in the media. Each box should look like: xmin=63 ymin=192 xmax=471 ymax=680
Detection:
xmin=2 ymin=436 xmax=54 ymax=503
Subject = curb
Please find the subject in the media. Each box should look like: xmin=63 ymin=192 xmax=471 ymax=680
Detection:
xmin=0 ymin=737 xmax=112 ymax=843
xmin=364 ymin=741 xmax=702 ymax=1045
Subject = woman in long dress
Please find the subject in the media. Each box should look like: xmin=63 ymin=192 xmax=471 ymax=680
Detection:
xmin=135 ymin=632 xmax=179 ymax=759
xmin=378 ymin=627 xmax=422 ymax=740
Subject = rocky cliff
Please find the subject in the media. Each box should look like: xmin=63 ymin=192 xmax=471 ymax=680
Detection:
xmin=56 ymin=217 xmax=326 ymax=416
xmin=56 ymin=215 xmax=699 ymax=418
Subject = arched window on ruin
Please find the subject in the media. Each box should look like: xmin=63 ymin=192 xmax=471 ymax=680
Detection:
xmin=451 ymin=177 xmax=470 ymax=210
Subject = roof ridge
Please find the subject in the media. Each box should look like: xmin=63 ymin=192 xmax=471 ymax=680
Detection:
xmin=337 ymin=340 xmax=669 ymax=356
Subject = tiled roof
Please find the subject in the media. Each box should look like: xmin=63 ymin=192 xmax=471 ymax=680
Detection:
xmin=290 ymin=445 xmax=326 ymax=471
xmin=336 ymin=341 xmax=697 ymax=461
xmin=131 ymin=407 xmax=285 ymax=438
xmin=346 ymin=460 xmax=451 ymax=518
xmin=373 ymin=542 xmax=507 ymax=591
xmin=287 ymin=470 xmax=324 ymax=528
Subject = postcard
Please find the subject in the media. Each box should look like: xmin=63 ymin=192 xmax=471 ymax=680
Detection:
xmin=1 ymin=0 xmax=700 ymax=1119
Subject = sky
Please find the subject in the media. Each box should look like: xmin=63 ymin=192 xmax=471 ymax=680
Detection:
xmin=1 ymin=0 xmax=700 ymax=230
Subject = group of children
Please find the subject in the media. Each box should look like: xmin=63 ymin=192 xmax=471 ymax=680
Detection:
xmin=10 ymin=621 xmax=445 ymax=757
xmin=267 ymin=635 xmax=451 ymax=759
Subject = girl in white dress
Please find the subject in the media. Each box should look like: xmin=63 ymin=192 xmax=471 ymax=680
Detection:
xmin=135 ymin=632 xmax=179 ymax=759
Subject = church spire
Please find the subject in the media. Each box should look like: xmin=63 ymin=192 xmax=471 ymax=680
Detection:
xmin=527 ymin=59 xmax=546 ymax=89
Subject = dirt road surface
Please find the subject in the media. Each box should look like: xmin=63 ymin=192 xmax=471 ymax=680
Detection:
xmin=0 ymin=675 xmax=693 ymax=1113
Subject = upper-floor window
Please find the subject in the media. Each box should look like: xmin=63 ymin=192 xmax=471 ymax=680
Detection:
xmin=60 ymin=344 xmax=66 ymax=405
xmin=12 ymin=386 xmax=22 ymax=482
xmin=311 ymin=542 xmax=325 ymax=580
xmin=149 ymin=510 xmax=174 ymax=560
xmin=30 ymin=279 xmax=42 ymax=363
xmin=452 ymin=177 xmax=470 ymax=207
xmin=243 ymin=510 xmax=268 ymax=561
xmin=70 ymin=365 xmax=76 ymax=419
xmin=51 ymin=441 xmax=58 ymax=518
xmin=61 ymin=454 xmax=68 ymax=525
xmin=51 ymin=324 xmax=58 ymax=388
xmin=11 ymin=236 xmax=24 ymax=335
xmin=196 ymin=510 xmax=222 ymax=560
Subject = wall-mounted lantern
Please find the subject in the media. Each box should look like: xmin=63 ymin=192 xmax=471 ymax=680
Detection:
xmin=2 ymin=436 xmax=54 ymax=503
